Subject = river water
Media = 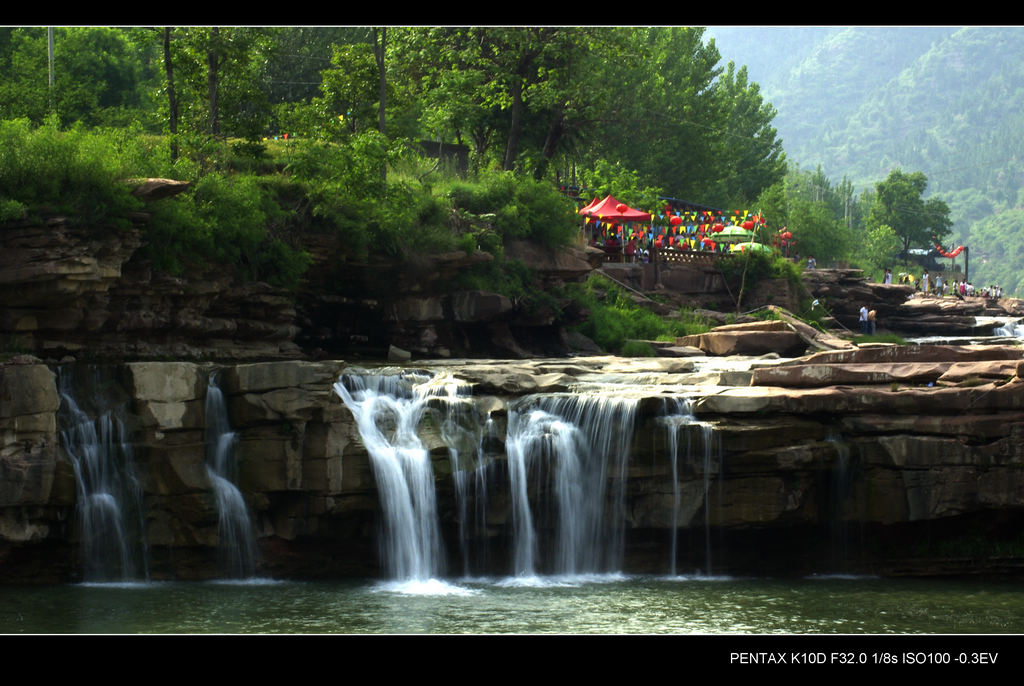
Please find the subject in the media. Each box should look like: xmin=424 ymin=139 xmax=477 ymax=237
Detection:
xmin=3 ymin=575 xmax=1023 ymax=634
xmin=36 ymin=345 xmax=1024 ymax=638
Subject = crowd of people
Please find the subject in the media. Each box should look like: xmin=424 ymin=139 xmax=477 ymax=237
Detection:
xmin=885 ymin=268 xmax=1003 ymax=300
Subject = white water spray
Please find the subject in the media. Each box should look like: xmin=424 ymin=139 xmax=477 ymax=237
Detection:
xmin=58 ymin=368 xmax=148 ymax=582
xmin=660 ymin=397 xmax=716 ymax=576
xmin=334 ymin=369 xmax=477 ymax=581
xmin=204 ymin=371 xmax=259 ymax=578
xmin=505 ymin=393 xmax=638 ymax=577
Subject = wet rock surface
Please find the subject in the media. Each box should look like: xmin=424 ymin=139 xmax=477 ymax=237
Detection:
xmin=0 ymin=342 xmax=1022 ymax=581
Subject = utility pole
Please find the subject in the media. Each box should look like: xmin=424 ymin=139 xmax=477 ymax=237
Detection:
xmin=47 ymin=27 xmax=54 ymax=112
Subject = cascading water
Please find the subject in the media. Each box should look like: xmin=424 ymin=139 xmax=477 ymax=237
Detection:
xmin=334 ymin=369 xmax=478 ymax=582
xmin=505 ymin=393 xmax=638 ymax=577
xmin=204 ymin=371 xmax=259 ymax=578
xmin=436 ymin=397 xmax=493 ymax=578
xmin=993 ymin=317 xmax=1024 ymax=338
xmin=58 ymin=367 xmax=148 ymax=582
xmin=659 ymin=397 xmax=717 ymax=576
xmin=334 ymin=364 xmax=737 ymax=583
xmin=826 ymin=431 xmax=853 ymax=572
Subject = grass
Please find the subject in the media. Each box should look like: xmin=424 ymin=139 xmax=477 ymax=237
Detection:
xmin=567 ymin=274 xmax=712 ymax=353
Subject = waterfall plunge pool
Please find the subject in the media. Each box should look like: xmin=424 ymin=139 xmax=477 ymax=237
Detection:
xmin=3 ymin=575 xmax=1024 ymax=634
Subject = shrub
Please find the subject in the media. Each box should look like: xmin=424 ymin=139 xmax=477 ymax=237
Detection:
xmin=447 ymin=170 xmax=577 ymax=249
xmin=0 ymin=118 xmax=147 ymax=225
xmin=145 ymin=171 xmax=310 ymax=289
xmin=567 ymin=274 xmax=710 ymax=353
xmin=621 ymin=340 xmax=657 ymax=357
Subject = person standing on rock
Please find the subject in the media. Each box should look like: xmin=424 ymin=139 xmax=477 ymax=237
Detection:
xmin=868 ymin=309 xmax=877 ymax=335
xmin=860 ymin=305 xmax=870 ymax=334
xmin=921 ymin=271 xmax=929 ymax=295
xmin=883 ymin=268 xmax=892 ymax=285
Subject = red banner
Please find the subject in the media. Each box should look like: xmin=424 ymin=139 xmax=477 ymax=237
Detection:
xmin=934 ymin=244 xmax=964 ymax=258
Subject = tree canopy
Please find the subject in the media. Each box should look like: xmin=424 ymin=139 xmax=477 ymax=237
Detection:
xmin=867 ymin=169 xmax=951 ymax=255
xmin=3 ymin=26 xmax=975 ymax=288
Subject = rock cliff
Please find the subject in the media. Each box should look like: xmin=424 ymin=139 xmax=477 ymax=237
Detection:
xmin=2 ymin=345 xmax=1023 ymax=582
xmin=0 ymin=205 xmax=601 ymax=361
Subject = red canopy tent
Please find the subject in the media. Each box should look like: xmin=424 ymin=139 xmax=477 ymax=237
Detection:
xmin=577 ymin=194 xmax=652 ymax=222
xmin=578 ymin=195 xmax=652 ymax=260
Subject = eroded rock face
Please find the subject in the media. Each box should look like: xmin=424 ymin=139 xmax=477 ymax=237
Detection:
xmin=0 ymin=217 xmax=301 ymax=362
xmin=677 ymin=320 xmax=809 ymax=357
xmin=2 ymin=345 xmax=1023 ymax=581
xmin=802 ymin=268 xmax=1024 ymax=336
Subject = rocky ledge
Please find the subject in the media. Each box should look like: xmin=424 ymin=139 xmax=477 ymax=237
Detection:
xmin=1 ymin=341 xmax=1023 ymax=582
xmin=803 ymin=267 xmax=1024 ymax=336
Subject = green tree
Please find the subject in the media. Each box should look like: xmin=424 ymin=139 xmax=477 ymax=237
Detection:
xmin=580 ymin=159 xmax=663 ymax=212
xmin=596 ymin=27 xmax=724 ymax=201
xmin=710 ymin=61 xmax=787 ymax=205
xmin=754 ymin=181 xmax=788 ymax=233
xmin=319 ymin=41 xmax=379 ymax=134
xmin=867 ymin=169 xmax=951 ymax=255
xmin=787 ymin=196 xmax=852 ymax=264
xmin=0 ymin=27 xmax=152 ymax=127
xmin=394 ymin=27 xmax=609 ymax=176
xmin=169 ymin=27 xmax=276 ymax=141
xmin=854 ymin=223 xmax=902 ymax=274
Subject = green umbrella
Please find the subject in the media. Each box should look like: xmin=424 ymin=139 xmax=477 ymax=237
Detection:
xmin=730 ymin=241 xmax=772 ymax=254
xmin=716 ymin=226 xmax=756 ymax=244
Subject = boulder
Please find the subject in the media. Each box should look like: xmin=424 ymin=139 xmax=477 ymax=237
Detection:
xmin=130 ymin=178 xmax=192 ymax=202
xmin=678 ymin=328 xmax=807 ymax=357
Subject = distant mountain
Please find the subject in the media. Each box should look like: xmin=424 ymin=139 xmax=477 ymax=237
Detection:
xmin=709 ymin=25 xmax=1024 ymax=294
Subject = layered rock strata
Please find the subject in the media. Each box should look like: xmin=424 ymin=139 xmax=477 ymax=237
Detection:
xmin=803 ymin=267 xmax=1024 ymax=336
xmin=1 ymin=344 xmax=1023 ymax=582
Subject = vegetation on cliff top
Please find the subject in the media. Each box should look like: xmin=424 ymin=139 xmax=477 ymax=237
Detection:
xmin=568 ymin=274 xmax=713 ymax=353
xmin=0 ymin=26 xmax=960 ymax=311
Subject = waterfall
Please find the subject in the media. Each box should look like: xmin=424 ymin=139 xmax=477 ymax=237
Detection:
xmin=334 ymin=369 xmax=474 ymax=581
xmin=505 ymin=393 xmax=638 ymax=577
xmin=992 ymin=317 xmax=1024 ymax=337
xmin=432 ymin=376 xmax=491 ymax=578
xmin=333 ymin=366 xmax=736 ymax=581
xmin=700 ymin=421 xmax=717 ymax=576
xmin=826 ymin=432 xmax=853 ymax=572
xmin=58 ymin=367 xmax=148 ymax=582
xmin=204 ymin=371 xmax=259 ymax=578
xmin=660 ymin=397 xmax=717 ymax=576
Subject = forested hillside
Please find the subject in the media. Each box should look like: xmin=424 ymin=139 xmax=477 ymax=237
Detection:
xmin=711 ymin=25 xmax=1024 ymax=293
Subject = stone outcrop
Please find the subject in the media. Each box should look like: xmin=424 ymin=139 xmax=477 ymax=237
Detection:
xmin=0 ymin=209 xmax=604 ymax=362
xmin=676 ymin=320 xmax=811 ymax=357
xmin=0 ymin=213 xmax=300 ymax=362
xmin=802 ymin=267 xmax=1024 ymax=336
xmin=2 ymin=344 xmax=1024 ymax=582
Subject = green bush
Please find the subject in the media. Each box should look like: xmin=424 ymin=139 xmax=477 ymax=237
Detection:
xmin=0 ymin=118 xmax=148 ymax=225
xmin=285 ymin=133 xmax=455 ymax=261
xmin=145 ymin=171 xmax=310 ymax=289
xmin=447 ymin=170 xmax=578 ymax=249
xmin=621 ymin=340 xmax=657 ymax=357
xmin=567 ymin=275 xmax=710 ymax=353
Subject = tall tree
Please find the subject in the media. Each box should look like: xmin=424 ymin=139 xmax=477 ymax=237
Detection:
xmin=162 ymin=27 xmax=178 ymax=161
xmin=710 ymin=62 xmax=787 ymax=205
xmin=172 ymin=28 xmax=275 ymax=141
xmin=593 ymin=27 xmax=726 ymax=202
xmin=868 ymin=169 xmax=951 ymax=255
xmin=373 ymin=27 xmax=386 ymax=135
